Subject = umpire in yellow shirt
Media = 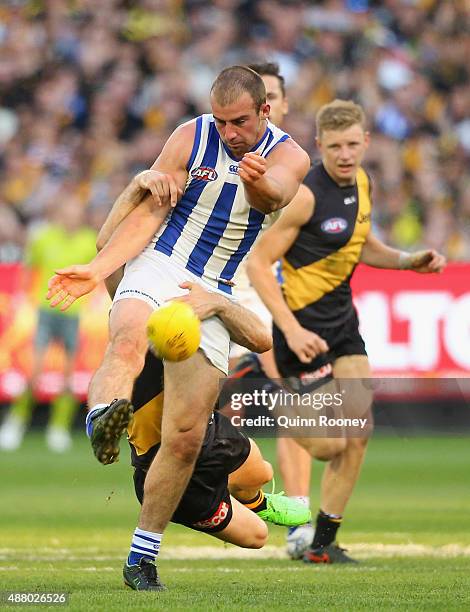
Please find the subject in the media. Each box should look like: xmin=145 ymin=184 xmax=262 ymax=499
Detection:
xmin=0 ymin=198 xmax=96 ymax=452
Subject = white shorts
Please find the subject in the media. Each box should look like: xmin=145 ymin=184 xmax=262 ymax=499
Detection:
xmin=229 ymin=284 xmax=273 ymax=360
xmin=114 ymin=250 xmax=231 ymax=374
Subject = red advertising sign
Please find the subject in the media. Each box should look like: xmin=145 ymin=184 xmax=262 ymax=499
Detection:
xmin=0 ymin=264 xmax=110 ymax=401
xmin=0 ymin=263 xmax=469 ymax=402
xmin=352 ymin=263 xmax=470 ymax=376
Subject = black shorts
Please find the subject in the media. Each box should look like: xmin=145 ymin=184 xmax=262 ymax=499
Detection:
xmin=273 ymin=310 xmax=367 ymax=381
xmin=133 ymin=411 xmax=251 ymax=533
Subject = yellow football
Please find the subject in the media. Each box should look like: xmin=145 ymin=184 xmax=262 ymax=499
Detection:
xmin=146 ymin=301 xmax=201 ymax=362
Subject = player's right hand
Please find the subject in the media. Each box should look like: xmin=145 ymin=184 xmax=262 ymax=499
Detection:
xmin=284 ymin=325 xmax=329 ymax=364
xmin=135 ymin=169 xmax=183 ymax=208
xmin=238 ymin=152 xmax=267 ymax=185
xmin=46 ymin=264 xmax=100 ymax=311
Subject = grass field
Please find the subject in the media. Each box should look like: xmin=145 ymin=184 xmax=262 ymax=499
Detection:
xmin=1 ymin=431 xmax=470 ymax=610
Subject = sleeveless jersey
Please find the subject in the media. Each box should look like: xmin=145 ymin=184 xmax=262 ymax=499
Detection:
xmin=281 ymin=161 xmax=372 ymax=328
xmin=149 ymin=114 xmax=289 ymax=294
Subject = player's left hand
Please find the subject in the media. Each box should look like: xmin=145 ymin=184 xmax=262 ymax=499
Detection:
xmin=238 ymin=152 xmax=267 ymax=184
xmin=406 ymin=249 xmax=447 ymax=273
xmin=46 ymin=264 xmax=100 ymax=311
xmin=169 ymin=281 xmax=225 ymax=320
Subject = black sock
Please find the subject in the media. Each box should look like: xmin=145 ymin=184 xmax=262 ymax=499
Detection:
xmin=242 ymin=490 xmax=267 ymax=512
xmin=312 ymin=509 xmax=342 ymax=548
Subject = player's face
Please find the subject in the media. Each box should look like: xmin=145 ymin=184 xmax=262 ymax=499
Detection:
xmin=211 ymin=91 xmax=270 ymax=158
xmin=261 ymin=75 xmax=288 ymax=127
xmin=317 ymin=124 xmax=370 ymax=186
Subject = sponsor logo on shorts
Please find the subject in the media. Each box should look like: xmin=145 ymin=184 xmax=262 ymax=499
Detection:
xmin=299 ymin=363 xmax=333 ymax=383
xmin=192 ymin=501 xmax=230 ymax=529
xmin=118 ymin=289 xmax=160 ymax=306
xmin=191 ymin=166 xmax=218 ymax=181
xmin=321 ymin=217 xmax=348 ymax=233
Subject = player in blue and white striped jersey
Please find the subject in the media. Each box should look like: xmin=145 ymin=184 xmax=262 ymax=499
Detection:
xmin=47 ymin=65 xmax=309 ymax=590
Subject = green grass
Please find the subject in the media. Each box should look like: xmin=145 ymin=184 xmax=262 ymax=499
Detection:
xmin=1 ymin=433 xmax=470 ymax=610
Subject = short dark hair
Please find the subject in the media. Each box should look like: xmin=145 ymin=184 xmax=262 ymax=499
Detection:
xmin=248 ymin=62 xmax=286 ymax=97
xmin=211 ymin=65 xmax=266 ymax=112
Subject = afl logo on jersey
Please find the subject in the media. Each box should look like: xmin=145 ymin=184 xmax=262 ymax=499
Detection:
xmin=321 ymin=217 xmax=348 ymax=234
xmin=191 ymin=166 xmax=218 ymax=181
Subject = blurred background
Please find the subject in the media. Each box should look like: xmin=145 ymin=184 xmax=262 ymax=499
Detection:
xmin=0 ymin=0 xmax=469 ymax=451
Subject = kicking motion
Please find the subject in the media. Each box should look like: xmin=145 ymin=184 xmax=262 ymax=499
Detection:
xmin=48 ymin=66 xmax=309 ymax=588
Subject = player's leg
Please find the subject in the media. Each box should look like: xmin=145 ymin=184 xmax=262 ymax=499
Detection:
xmin=89 ymin=298 xmax=150 ymax=404
xmin=138 ymin=351 xmax=222 ymax=532
xmin=304 ymin=354 xmax=373 ymax=564
xmin=86 ymin=298 xmax=150 ymax=464
xmin=228 ymin=438 xmax=311 ymax=527
xmin=212 ymin=497 xmax=268 ymax=549
xmin=320 ymin=354 xmax=372 ymax=513
xmin=277 ymin=437 xmax=311 ymax=496
xmin=228 ymin=437 xmax=273 ymax=497
xmin=276 ymin=437 xmax=314 ymax=558
xmin=124 ymin=350 xmax=222 ymax=590
xmin=258 ymin=348 xmax=281 ymax=380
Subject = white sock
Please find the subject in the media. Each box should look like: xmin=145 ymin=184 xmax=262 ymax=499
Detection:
xmin=290 ymin=495 xmax=310 ymax=508
xmin=128 ymin=527 xmax=163 ymax=564
xmin=85 ymin=404 xmax=109 ymax=438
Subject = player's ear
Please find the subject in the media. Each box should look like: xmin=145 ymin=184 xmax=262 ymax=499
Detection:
xmin=260 ymin=103 xmax=270 ymax=120
xmin=364 ymin=131 xmax=370 ymax=148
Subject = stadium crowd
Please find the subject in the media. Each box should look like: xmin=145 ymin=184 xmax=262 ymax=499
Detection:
xmin=0 ymin=0 xmax=469 ymax=263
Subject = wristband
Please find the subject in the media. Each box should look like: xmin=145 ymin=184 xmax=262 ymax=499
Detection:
xmin=398 ymin=251 xmax=412 ymax=270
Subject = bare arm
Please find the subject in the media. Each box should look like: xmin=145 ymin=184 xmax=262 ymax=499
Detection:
xmin=96 ymin=121 xmax=194 ymax=249
xmin=92 ymin=195 xmax=170 ymax=280
xmin=174 ymin=282 xmax=272 ymax=353
xmin=360 ymin=232 xmax=446 ymax=273
xmin=47 ymin=194 xmax=170 ymax=310
xmin=239 ymin=140 xmax=310 ymax=214
xmin=247 ymin=185 xmax=328 ymax=363
xmin=47 ymin=123 xmax=195 ymax=310
xmin=96 ymin=180 xmax=148 ymax=251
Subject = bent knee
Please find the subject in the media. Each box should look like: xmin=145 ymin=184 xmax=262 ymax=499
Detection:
xmin=346 ymin=435 xmax=371 ymax=453
xmin=260 ymin=460 xmax=274 ymax=485
xmin=241 ymin=522 xmax=268 ymax=549
xmin=109 ymin=335 xmax=146 ymax=370
xmin=166 ymin=429 xmax=205 ymax=464
xmin=313 ymin=438 xmax=347 ymax=462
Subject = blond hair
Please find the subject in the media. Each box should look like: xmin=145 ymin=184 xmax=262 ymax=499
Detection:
xmin=316 ymin=99 xmax=366 ymax=138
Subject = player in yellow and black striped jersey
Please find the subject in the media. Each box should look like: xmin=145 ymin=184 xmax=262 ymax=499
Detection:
xmin=129 ymin=350 xmax=254 ymax=535
xmin=118 ymin=283 xmax=312 ymax=549
xmin=248 ymin=99 xmax=446 ymax=563
xmin=273 ymin=159 xmax=372 ymax=379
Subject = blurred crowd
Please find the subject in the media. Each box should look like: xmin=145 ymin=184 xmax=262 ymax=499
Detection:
xmin=1 ymin=0 xmax=469 ymax=262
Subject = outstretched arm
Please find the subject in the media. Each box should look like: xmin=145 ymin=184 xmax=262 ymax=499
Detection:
xmin=174 ymin=282 xmax=272 ymax=354
xmin=360 ymin=232 xmax=446 ymax=273
xmin=47 ymin=122 xmax=195 ymax=310
xmin=47 ymin=194 xmax=169 ymax=310
xmin=96 ymin=120 xmax=194 ymax=249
